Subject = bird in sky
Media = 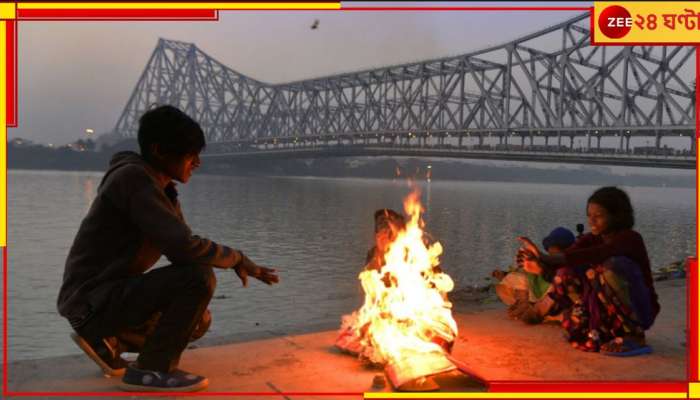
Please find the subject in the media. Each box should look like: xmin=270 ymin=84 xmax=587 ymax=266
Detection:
xmin=311 ymin=19 xmax=319 ymax=30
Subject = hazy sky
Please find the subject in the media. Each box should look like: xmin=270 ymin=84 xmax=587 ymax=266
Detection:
xmin=8 ymin=1 xmax=635 ymax=147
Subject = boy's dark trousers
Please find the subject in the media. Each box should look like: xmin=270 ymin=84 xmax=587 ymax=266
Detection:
xmin=76 ymin=264 xmax=216 ymax=373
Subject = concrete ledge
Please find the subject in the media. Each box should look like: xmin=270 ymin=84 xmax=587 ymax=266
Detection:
xmin=4 ymin=279 xmax=685 ymax=398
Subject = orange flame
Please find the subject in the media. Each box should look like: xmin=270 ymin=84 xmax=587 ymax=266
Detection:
xmin=341 ymin=190 xmax=458 ymax=373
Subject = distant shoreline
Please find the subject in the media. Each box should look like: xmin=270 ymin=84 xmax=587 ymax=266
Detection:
xmin=8 ymin=138 xmax=695 ymax=188
xmin=8 ymin=160 xmax=695 ymax=189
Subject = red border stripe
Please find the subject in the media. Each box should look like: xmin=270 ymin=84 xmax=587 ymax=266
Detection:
xmin=5 ymin=20 xmax=16 ymax=128
xmin=17 ymin=8 xmax=217 ymax=20
xmin=589 ymin=9 xmax=595 ymax=44
xmin=692 ymin=243 xmax=699 ymax=378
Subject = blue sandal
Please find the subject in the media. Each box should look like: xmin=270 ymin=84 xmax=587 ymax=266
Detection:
xmin=120 ymin=364 xmax=209 ymax=392
xmin=601 ymin=336 xmax=652 ymax=357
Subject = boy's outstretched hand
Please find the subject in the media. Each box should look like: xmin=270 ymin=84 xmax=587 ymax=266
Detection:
xmin=234 ymin=253 xmax=280 ymax=287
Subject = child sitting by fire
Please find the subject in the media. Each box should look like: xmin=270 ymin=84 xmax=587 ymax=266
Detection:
xmin=492 ymin=227 xmax=576 ymax=324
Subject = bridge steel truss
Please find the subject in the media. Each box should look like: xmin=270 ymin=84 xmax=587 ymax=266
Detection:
xmin=113 ymin=12 xmax=696 ymax=154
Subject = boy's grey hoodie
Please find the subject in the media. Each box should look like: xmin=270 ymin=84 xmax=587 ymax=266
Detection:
xmin=57 ymin=151 xmax=241 ymax=325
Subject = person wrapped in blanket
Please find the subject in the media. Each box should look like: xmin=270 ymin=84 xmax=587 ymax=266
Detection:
xmin=517 ymin=187 xmax=659 ymax=356
xmin=365 ymin=208 xmax=441 ymax=273
xmin=365 ymin=208 xmax=407 ymax=271
xmin=492 ymin=227 xmax=576 ymax=324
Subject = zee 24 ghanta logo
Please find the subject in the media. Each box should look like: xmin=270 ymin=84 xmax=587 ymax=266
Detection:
xmin=597 ymin=4 xmax=700 ymax=40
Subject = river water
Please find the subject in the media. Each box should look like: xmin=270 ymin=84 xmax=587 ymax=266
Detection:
xmin=6 ymin=169 xmax=696 ymax=361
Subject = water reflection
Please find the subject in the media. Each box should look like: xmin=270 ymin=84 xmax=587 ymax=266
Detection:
xmin=6 ymin=170 xmax=695 ymax=361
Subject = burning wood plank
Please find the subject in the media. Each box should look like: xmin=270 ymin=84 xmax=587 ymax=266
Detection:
xmin=385 ymin=350 xmax=456 ymax=390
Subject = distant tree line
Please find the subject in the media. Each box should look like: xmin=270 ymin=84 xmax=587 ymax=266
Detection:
xmin=8 ymin=137 xmax=138 ymax=171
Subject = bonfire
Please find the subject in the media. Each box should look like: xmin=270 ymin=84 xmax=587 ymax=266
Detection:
xmin=336 ymin=190 xmax=467 ymax=390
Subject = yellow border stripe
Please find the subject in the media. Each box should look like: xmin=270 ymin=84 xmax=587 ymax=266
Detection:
xmin=365 ymin=393 xmax=687 ymax=399
xmin=0 ymin=3 xmax=16 ymax=19
xmin=17 ymin=3 xmax=340 ymax=10
xmin=690 ymin=382 xmax=700 ymax=398
xmin=0 ymin=22 xmax=6 ymax=248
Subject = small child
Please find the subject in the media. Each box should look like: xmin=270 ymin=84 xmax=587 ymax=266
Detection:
xmin=493 ymin=227 xmax=576 ymax=324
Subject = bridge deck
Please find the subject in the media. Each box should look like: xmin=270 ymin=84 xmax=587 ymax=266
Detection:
xmin=202 ymin=145 xmax=696 ymax=169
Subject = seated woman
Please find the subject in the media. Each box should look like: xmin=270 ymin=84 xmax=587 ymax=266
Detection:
xmin=517 ymin=186 xmax=659 ymax=356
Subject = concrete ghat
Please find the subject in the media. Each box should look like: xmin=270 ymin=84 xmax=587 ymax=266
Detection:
xmin=5 ymin=279 xmax=685 ymax=398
